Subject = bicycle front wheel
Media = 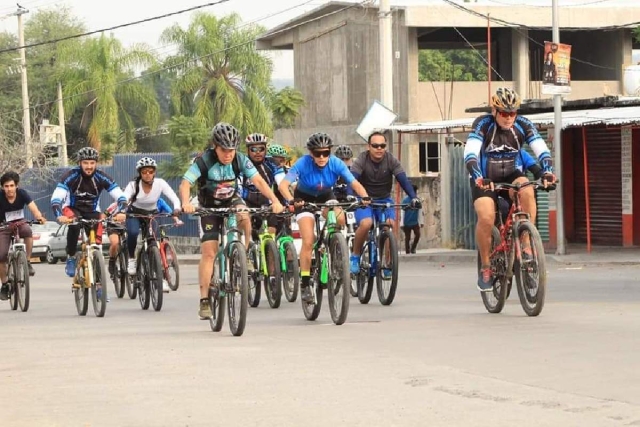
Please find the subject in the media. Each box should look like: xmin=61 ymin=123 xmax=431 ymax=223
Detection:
xmin=246 ymin=242 xmax=261 ymax=308
xmin=281 ymin=240 xmax=299 ymax=303
xmin=164 ymin=241 xmax=180 ymax=291
xmin=74 ymin=255 xmax=88 ymax=316
xmin=15 ymin=251 xmax=30 ymax=312
xmin=514 ymin=221 xmax=547 ymax=317
xmin=357 ymin=242 xmax=374 ymax=304
xmin=347 ymin=236 xmax=357 ymax=298
xmin=376 ymin=229 xmax=399 ymax=306
xmin=327 ymin=233 xmax=350 ymax=325
xmin=227 ymin=242 xmax=249 ymax=336
xmin=7 ymin=256 xmax=18 ymax=310
xmin=91 ymin=250 xmax=107 ymax=317
xmin=137 ymin=251 xmax=151 ymax=310
xmin=149 ymin=246 xmax=164 ymax=312
xmin=263 ymin=240 xmax=282 ymax=309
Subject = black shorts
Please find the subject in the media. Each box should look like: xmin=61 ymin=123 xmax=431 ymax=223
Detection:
xmin=200 ymin=196 xmax=245 ymax=242
xmin=470 ymin=171 xmax=526 ymax=203
xmin=293 ymin=189 xmax=336 ymax=219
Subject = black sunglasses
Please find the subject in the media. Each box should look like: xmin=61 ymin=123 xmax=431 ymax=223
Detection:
xmin=370 ymin=143 xmax=387 ymax=150
xmin=312 ymin=150 xmax=331 ymax=158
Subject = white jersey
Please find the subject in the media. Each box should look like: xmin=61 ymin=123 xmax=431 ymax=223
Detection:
xmin=124 ymin=178 xmax=181 ymax=212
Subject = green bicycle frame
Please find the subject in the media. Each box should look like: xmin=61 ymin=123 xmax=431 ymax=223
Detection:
xmin=257 ymin=216 xmax=275 ymax=276
xmin=215 ymin=213 xmax=243 ymax=296
xmin=278 ymin=233 xmax=295 ymax=272
xmin=314 ymin=207 xmax=339 ymax=286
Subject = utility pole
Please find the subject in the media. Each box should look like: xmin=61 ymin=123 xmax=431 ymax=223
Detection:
xmin=57 ymin=82 xmax=68 ymax=166
xmin=379 ymin=0 xmax=393 ymax=111
xmin=552 ymin=0 xmax=566 ymax=255
xmin=16 ymin=5 xmax=32 ymax=168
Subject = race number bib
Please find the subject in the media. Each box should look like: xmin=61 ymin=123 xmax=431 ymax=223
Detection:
xmin=5 ymin=209 xmax=25 ymax=222
xmin=346 ymin=211 xmax=356 ymax=225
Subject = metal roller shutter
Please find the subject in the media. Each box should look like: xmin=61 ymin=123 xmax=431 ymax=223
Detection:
xmin=523 ymin=129 xmax=550 ymax=243
xmin=574 ymin=126 xmax=622 ymax=245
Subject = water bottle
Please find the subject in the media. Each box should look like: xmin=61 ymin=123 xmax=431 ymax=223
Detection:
xmin=320 ymin=252 xmax=329 ymax=284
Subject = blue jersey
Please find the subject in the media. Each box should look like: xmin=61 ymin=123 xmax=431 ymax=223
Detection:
xmin=285 ymin=155 xmax=355 ymax=197
xmin=241 ymin=157 xmax=283 ymax=206
xmin=51 ymin=167 xmax=126 ymax=216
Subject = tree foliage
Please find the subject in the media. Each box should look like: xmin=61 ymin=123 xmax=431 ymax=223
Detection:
xmin=158 ymin=115 xmax=208 ymax=180
xmin=418 ymin=49 xmax=488 ymax=82
xmin=271 ymin=86 xmax=305 ymax=129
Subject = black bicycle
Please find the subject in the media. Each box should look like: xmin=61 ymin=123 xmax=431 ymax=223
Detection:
xmin=0 ymin=220 xmax=36 ymax=312
xmin=107 ymin=221 xmax=131 ymax=299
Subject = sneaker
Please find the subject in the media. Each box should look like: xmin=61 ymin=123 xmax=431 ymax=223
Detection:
xmin=27 ymin=261 xmax=35 ymax=277
xmin=349 ymin=255 xmax=360 ymax=275
xmin=162 ymin=279 xmax=170 ymax=293
xmin=477 ymin=266 xmax=494 ymax=292
xmin=108 ymin=258 xmax=116 ymax=277
xmin=381 ymin=268 xmax=392 ymax=280
xmin=300 ymin=285 xmax=314 ymax=304
xmin=199 ymin=298 xmax=212 ymax=319
xmin=65 ymin=257 xmax=77 ymax=278
xmin=0 ymin=283 xmax=9 ymax=300
xmin=127 ymin=258 xmax=137 ymax=275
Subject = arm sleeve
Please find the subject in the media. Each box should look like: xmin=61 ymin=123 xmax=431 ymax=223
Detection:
xmin=20 ymin=189 xmax=33 ymax=205
xmin=240 ymin=155 xmax=258 ymax=180
xmin=396 ymin=172 xmax=416 ymax=199
xmin=520 ymin=117 xmax=553 ymax=173
xmin=284 ymin=158 xmax=302 ymax=183
xmin=182 ymin=162 xmax=203 ymax=185
xmin=464 ymin=116 xmax=486 ymax=180
xmin=51 ymin=183 xmax=70 ymax=217
xmin=159 ymin=179 xmax=181 ymax=210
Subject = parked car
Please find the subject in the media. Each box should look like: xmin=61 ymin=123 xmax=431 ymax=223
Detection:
xmin=47 ymin=224 xmax=110 ymax=264
xmin=31 ymin=222 xmax=62 ymax=262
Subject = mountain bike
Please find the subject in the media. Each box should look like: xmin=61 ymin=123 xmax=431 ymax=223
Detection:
xmin=194 ymin=207 xmax=253 ymax=336
xmin=107 ymin=221 xmax=130 ymax=299
xmin=479 ymin=179 xmax=557 ymax=317
xmin=71 ymin=218 xmax=108 ymax=317
xmin=247 ymin=207 xmax=282 ymax=308
xmin=355 ymin=202 xmax=410 ymax=306
xmin=276 ymin=212 xmax=299 ymax=303
xmin=0 ymin=220 xmax=36 ymax=312
xmin=300 ymin=200 xmax=356 ymax=325
xmin=159 ymin=223 xmax=180 ymax=291
xmin=128 ymin=212 xmax=171 ymax=312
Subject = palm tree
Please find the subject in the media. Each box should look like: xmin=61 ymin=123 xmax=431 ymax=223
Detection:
xmin=57 ymin=34 xmax=160 ymax=155
xmin=271 ymin=86 xmax=305 ymax=129
xmin=160 ymin=12 xmax=273 ymax=137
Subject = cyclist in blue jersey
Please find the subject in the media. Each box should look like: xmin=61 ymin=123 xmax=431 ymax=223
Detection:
xmin=278 ymin=133 xmax=370 ymax=303
xmin=51 ymin=147 xmax=127 ymax=278
xmin=241 ymin=133 xmax=286 ymax=236
xmin=464 ymin=87 xmax=556 ymax=292
xmin=180 ymin=123 xmax=284 ymax=320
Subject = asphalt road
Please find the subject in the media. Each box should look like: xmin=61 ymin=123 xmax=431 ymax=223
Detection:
xmin=1 ymin=261 xmax=639 ymax=426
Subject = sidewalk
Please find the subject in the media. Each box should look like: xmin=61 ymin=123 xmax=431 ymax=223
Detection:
xmin=176 ymin=246 xmax=640 ymax=266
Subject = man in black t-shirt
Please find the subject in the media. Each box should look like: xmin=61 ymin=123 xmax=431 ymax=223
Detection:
xmin=0 ymin=171 xmax=46 ymax=300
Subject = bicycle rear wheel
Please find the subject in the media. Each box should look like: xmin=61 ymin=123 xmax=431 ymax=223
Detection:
xmin=327 ymin=233 xmax=350 ymax=325
xmin=302 ymin=266 xmax=323 ymax=321
xmin=480 ymin=226 xmax=509 ymax=314
xmin=8 ymin=256 xmax=18 ymax=311
xmin=112 ymin=250 xmax=126 ymax=299
xmin=91 ymin=251 xmax=107 ymax=317
xmin=209 ymin=283 xmax=225 ymax=332
xmin=514 ymin=221 xmax=547 ymax=317
xmin=357 ymin=242 xmax=374 ymax=304
xmin=376 ymin=229 xmax=399 ymax=306
xmin=246 ymin=242 xmax=261 ymax=308
xmin=74 ymin=255 xmax=88 ymax=316
xmin=227 ymin=242 xmax=249 ymax=336
xmin=137 ymin=251 xmax=151 ymax=310
xmin=263 ymin=240 xmax=282 ymax=309
xmin=149 ymin=246 xmax=164 ymax=312
xmin=281 ymin=240 xmax=299 ymax=303
xmin=164 ymin=241 xmax=180 ymax=291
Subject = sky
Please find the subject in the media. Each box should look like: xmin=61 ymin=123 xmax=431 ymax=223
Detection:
xmin=0 ymin=0 xmax=639 ymax=79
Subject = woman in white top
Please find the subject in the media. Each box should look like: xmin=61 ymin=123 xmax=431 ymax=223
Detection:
xmin=123 ymin=157 xmax=181 ymax=282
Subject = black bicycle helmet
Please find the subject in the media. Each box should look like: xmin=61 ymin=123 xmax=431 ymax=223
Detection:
xmin=335 ymin=145 xmax=353 ymax=160
xmin=76 ymin=147 xmax=99 ymax=162
xmin=211 ymin=122 xmax=240 ymax=149
xmin=306 ymin=132 xmax=333 ymax=150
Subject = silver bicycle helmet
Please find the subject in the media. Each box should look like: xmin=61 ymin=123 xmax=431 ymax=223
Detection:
xmin=211 ymin=122 xmax=240 ymax=149
xmin=76 ymin=147 xmax=99 ymax=162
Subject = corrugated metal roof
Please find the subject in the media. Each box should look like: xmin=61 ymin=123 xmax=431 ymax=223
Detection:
xmin=383 ymin=106 xmax=640 ymax=133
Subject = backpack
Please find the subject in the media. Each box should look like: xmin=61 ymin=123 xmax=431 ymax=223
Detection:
xmin=194 ymin=148 xmax=241 ymax=205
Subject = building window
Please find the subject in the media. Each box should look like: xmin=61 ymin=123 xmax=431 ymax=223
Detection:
xmin=419 ymin=141 xmax=440 ymax=174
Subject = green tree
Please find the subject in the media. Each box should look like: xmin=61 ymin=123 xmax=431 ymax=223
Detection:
xmin=634 ymin=27 xmax=640 ymax=44
xmin=57 ymin=34 xmax=160 ymax=157
xmin=160 ymin=12 xmax=273 ymax=136
xmin=271 ymin=86 xmax=305 ymax=129
xmin=419 ymin=49 xmax=488 ymax=82
xmin=158 ymin=115 xmax=208 ymax=180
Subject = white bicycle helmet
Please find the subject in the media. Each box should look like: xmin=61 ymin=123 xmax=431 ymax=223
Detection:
xmin=136 ymin=156 xmax=157 ymax=171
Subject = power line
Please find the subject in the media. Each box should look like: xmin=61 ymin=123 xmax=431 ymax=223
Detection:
xmin=0 ymin=0 xmax=233 ymax=54
xmin=482 ymin=0 xmax=618 ymax=7
xmin=0 ymin=0 xmax=368 ymax=119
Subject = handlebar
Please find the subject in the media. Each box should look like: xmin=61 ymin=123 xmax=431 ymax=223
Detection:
xmin=192 ymin=207 xmax=264 ymax=217
xmin=488 ymin=179 xmax=559 ymax=193
xmin=0 ymin=219 xmax=40 ymax=230
xmin=126 ymin=213 xmax=174 ymax=219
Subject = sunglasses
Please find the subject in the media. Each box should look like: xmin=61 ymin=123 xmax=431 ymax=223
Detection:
xmin=140 ymin=169 xmax=155 ymax=175
xmin=312 ymin=150 xmax=331 ymax=158
xmin=370 ymin=143 xmax=387 ymax=150
xmin=249 ymin=146 xmax=266 ymax=153
xmin=497 ymin=110 xmax=517 ymax=118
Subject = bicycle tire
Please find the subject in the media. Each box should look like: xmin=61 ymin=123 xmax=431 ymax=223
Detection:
xmin=347 ymin=236 xmax=357 ymax=298
xmin=121 ymin=248 xmax=136 ymax=299
xmin=112 ymin=250 xmax=126 ymax=299
xmin=91 ymin=251 xmax=107 ymax=317
xmin=357 ymin=242 xmax=374 ymax=304
xmin=263 ymin=240 xmax=282 ymax=309
xmin=480 ymin=226 xmax=508 ymax=314
xmin=281 ymin=241 xmax=299 ymax=303
xmin=514 ymin=221 xmax=547 ymax=317
xmin=8 ymin=256 xmax=18 ymax=311
xmin=74 ymin=254 xmax=88 ymax=316
xmin=15 ymin=251 xmax=30 ymax=312
xmin=209 ymin=282 xmax=225 ymax=332
xmin=137 ymin=250 xmax=151 ymax=310
xmin=164 ymin=240 xmax=180 ymax=291
xmin=327 ymin=233 xmax=350 ymax=325
xmin=227 ymin=242 xmax=249 ymax=336
xmin=246 ymin=242 xmax=261 ymax=308
xmin=302 ymin=258 xmax=323 ymax=321
xmin=376 ymin=229 xmax=399 ymax=306
xmin=149 ymin=246 xmax=164 ymax=312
